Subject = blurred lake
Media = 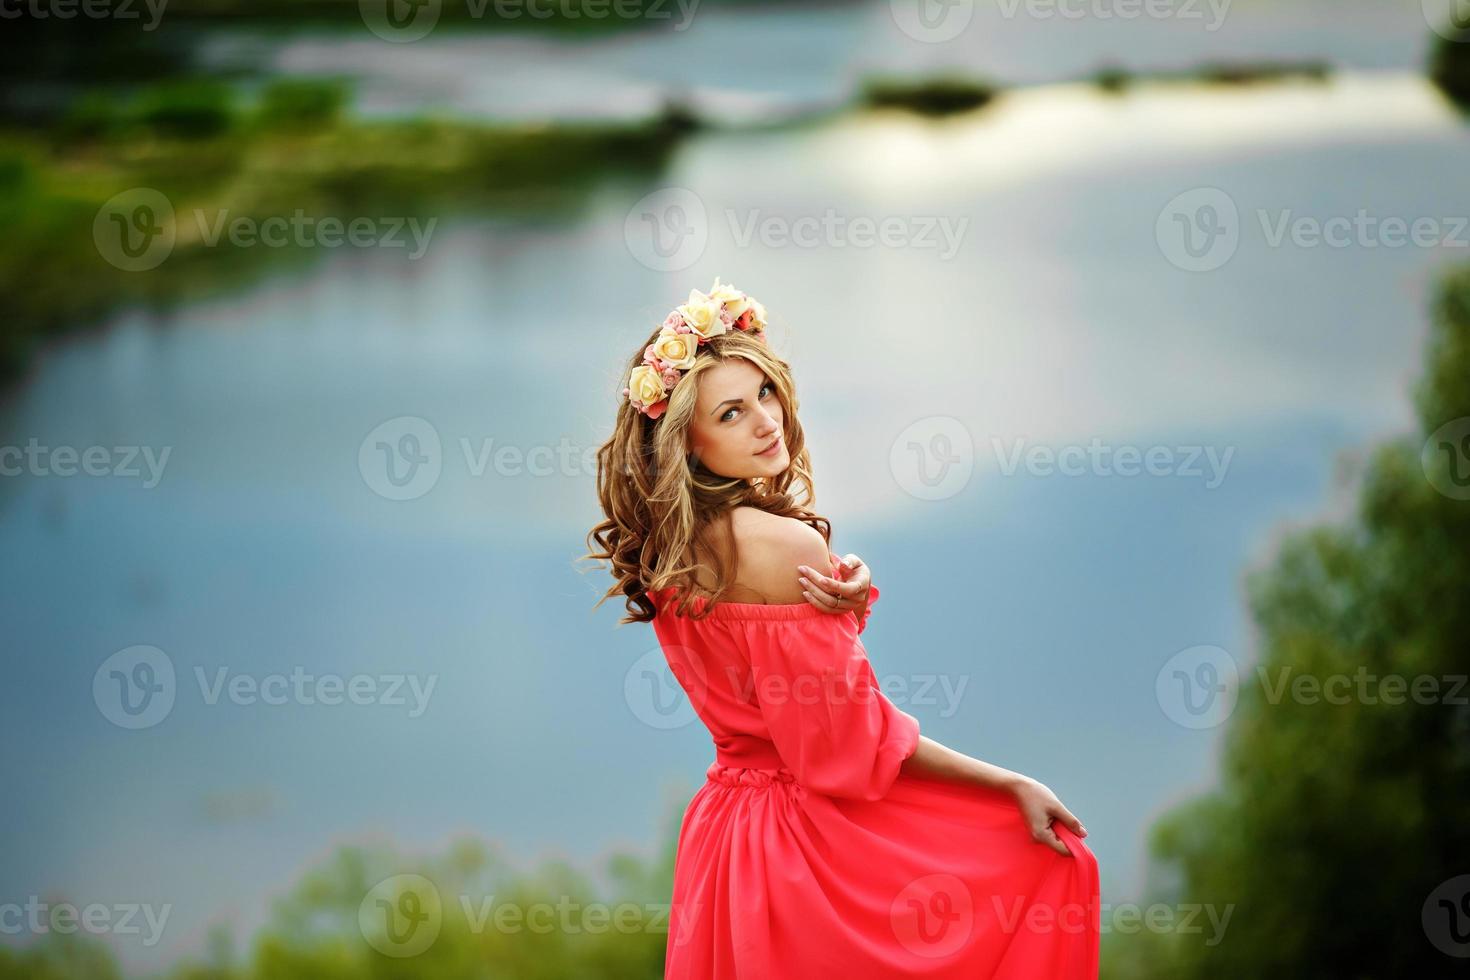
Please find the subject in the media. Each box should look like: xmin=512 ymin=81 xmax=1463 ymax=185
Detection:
xmin=192 ymin=0 xmax=1438 ymax=121
xmin=2 ymin=2 xmax=1468 ymax=973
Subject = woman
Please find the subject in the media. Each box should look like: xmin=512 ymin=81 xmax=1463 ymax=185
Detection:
xmin=584 ymin=278 xmax=1100 ymax=978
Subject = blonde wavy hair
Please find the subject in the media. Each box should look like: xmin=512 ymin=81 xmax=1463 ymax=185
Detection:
xmin=583 ymin=323 xmax=831 ymax=624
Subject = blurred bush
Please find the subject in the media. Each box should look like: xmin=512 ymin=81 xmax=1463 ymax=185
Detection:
xmin=254 ymin=80 xmax=351 ymax=131
xmin=1430 ymin=27 xmax=1470 ymax=111
xmin=1104 ymin=260 xmax=1470 ymax=977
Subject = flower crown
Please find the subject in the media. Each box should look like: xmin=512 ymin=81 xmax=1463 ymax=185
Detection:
xmin=622 ymin=277 xmax=769 ymax=420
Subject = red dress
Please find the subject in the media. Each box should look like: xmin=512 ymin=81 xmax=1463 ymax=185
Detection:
xmin=648 ymin=553 xmax=1100 ymax=979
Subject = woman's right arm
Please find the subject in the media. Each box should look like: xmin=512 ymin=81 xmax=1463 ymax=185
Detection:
xmin=901 ymin=735 xmax=1088 ymax=856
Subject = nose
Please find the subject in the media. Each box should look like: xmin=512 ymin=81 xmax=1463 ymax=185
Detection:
xmin=754 ymin=405 xmax=780 ymax=437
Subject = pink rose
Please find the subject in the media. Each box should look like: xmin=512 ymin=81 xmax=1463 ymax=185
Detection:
xmin=645 ymin=399 xmax=668 ymax=420
xmin=663 ymin=312 xmax=686 ymax=331
xmin=661 ymin=367 xmax=680 ymax=387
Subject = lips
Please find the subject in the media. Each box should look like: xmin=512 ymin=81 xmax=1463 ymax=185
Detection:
xmin=757 ymin=436 xmax=782 ymax=456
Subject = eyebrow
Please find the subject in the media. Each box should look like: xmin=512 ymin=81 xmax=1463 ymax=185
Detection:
xmin=709 ymin=381 xmax=767 ymax=417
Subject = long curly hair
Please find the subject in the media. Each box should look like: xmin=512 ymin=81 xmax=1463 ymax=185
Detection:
xmin=583 ymin=322 xmax=831 ymax=624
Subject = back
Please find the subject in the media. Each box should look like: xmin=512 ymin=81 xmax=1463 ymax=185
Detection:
xmin=646 ymin=554 xmax=911 ymax=800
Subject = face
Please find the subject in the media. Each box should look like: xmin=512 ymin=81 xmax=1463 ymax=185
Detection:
xmin=687 ymin=358 xmax=789 ymax=480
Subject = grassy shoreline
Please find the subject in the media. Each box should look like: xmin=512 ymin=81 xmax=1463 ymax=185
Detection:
xmin=0 ymin=80 xmax=693 ymax=385
xmin=2 ymin=45 xmax=1461 ymax=388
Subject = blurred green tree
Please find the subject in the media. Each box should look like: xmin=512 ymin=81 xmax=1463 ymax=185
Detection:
xmin=1105 ymin=263 xmax=1470 ymax=977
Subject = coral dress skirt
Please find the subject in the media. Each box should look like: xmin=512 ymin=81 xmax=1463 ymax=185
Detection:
xmin=647 ymin=553 xmax=1100 ymax=979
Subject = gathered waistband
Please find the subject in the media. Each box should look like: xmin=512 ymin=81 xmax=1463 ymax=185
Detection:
xmin=705 ymin=762 xmax=800 ymax=789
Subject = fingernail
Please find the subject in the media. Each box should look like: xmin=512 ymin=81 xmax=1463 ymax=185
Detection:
xmin=798 ymin=577 xmax=809 ymax=587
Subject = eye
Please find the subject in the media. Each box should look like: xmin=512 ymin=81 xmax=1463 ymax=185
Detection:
xmin=719 ymin=382 xmax=773 ymax=422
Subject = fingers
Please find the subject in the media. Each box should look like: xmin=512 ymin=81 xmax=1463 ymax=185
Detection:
xmin=1032 ymin=822 xmax=1071 ymax=857
xmin=798 ymin=565 xmax=862 ymax=600
xmin=1053 ymin=804 xmax=1087 ymax=838
xmin=800 ymin=588 xmax=841 ymax=611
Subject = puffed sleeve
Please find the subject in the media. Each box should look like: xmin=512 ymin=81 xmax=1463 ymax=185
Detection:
xmin=855 ymin=581 xmax=880 ymax=635
xmin=825 ymin=553 xmax=880 ymax=635
xmin=746 ymin=611 xmax=920 ymax=801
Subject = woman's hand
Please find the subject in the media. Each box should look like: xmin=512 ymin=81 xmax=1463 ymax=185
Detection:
xmin=1010 ymin=776 xmax=1087 ymax=856
xmin=796 ymin=553 xmax=870 ymax=620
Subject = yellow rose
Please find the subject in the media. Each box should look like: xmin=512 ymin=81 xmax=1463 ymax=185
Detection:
xmin=651 ymin=328 xmax=698 ymax=369
xmin=707 ymin=278 xmax=743 ymax=307
xmin=627 ymin=363 xmax=668 ymax=407
xmin=676 ymin=289 xmax=727 ymax=341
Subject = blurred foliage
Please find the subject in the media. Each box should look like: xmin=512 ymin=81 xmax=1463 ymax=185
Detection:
xmin=255 ymin=80 xmax=352 ymax=131
xmin=1102 ymin=262 xmax=1470 ymax=977
xmin=1088 ymin=58 xmax=1330 ymax=94
xmin=0 ymin=807 xmax=680 ymax=980
xmin=859 ymin=75 xmax=999 ymax=118
xmin=1429 ymin=26 xmax=1470 ymax=112
xmin=0 ymin=77 xmax=691 ymax=385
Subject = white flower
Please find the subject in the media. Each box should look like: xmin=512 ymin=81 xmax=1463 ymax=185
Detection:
xmin=676 ymin=289 xmax=728 ymax=341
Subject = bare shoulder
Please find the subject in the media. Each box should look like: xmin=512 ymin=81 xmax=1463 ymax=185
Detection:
xmin=726 ymin=507 xmax=830 ymax=604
